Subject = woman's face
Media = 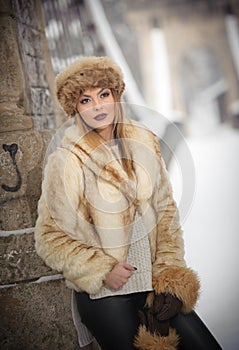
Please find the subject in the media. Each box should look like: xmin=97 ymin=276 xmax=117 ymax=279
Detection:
xmin=76 ymin=87 xmax=116 ymax=138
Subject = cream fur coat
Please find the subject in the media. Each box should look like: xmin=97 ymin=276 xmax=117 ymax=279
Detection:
xmin=35 ymin=119 xmax=200 ymax=349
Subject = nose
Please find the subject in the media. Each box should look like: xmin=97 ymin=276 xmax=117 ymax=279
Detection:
xmin=93 ymin=100 xmax=103 ymax=111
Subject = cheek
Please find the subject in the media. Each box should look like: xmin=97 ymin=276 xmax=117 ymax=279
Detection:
xmin=78 ymin=105 xmax=94 ymax=117
xmin=78 ymin=110 xmax=94 ymax=127
xmin=105 ymin=102 xmax=115 ymax=114
xmin=80 ymin=111 xmax=94 ymax=124
xmin=77 ymin=103 xmax=87 ymax=114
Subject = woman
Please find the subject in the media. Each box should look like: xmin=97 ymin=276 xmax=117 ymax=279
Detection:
xmin=35 ymin=56 xmax=201 ymax=350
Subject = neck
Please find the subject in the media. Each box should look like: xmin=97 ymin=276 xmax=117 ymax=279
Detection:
xmin=96 ymin=125 xmax=114 ymax=142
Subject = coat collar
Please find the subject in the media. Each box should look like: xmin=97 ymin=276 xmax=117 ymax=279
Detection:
xmin=61 ymin=119 xmax=156 ymax=204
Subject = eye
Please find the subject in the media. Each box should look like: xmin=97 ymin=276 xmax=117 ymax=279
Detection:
xmin=79 ymin=98 xmax=91 ymax=104
xmin=100 ymin=91 xmax=110 ymax=99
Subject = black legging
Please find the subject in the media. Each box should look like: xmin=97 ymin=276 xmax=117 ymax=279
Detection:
xmin=170 ymin=311 xmax=223 ymax=350
xmin=75 ymin=291 xmax=223 ymax=350
xmin=75 ymin=291 xmax=147 ymax=350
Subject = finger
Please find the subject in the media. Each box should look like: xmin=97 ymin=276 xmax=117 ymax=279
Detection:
xmin=121 ymin=274 xmax=131 ymax=282
xmin=122 ymin=262 xmax=137 ymax=271
xmin=117 ymin=269 xmax=131 ymax=280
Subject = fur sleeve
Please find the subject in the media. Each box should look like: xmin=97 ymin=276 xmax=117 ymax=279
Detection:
xmin=151 ymin=139 xmax=200 ymax=313
xmin=35 ymin=149 xmax=117 ymax=294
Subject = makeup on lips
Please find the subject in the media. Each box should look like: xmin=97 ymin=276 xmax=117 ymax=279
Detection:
xmin=94 ymin=113 xmax=108 ymax=121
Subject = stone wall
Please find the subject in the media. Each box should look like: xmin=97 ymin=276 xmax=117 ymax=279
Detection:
xmin=0 ymin=0 xmax=56 ymax=231
xmin=1 ymin=279 xmax=78 ymax=350
xmin=0 ymin=1 xmax=79 ymax=349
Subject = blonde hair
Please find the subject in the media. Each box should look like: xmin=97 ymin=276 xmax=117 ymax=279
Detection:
xmin=78 ymin=96 xmax=134 ymax=180
xmin=112 ymin=98 xmax=134 ymax=179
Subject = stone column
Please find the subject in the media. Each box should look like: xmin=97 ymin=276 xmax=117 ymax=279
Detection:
xmin=0 ymin=1 xmax=79 ymax=349
xmin=0 ymin=0 xmax=36 ymax=230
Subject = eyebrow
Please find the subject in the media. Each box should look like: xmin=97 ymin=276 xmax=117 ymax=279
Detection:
xmin=81 ymin=88 xmax=106 ymax=98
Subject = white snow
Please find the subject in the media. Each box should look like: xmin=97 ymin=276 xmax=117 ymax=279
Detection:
xmin=169 ymin=124 xmax=239 ymax=350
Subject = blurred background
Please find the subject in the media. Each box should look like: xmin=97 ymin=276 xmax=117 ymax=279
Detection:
xmin=1 ymin=0 xmax=239 ymax=349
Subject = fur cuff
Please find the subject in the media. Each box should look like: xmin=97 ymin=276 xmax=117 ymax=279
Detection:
xmin=134 ymin=325 xmax=179 ymax=350
xmin=153 ymin=267 xmax=200 ymax=313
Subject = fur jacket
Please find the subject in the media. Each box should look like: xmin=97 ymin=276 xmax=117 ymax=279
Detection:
xmin=35 ymin=119 xmax=200 ymax=349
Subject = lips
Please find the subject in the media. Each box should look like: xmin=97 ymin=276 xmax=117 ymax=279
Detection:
xmin=94 ymin=113 xmax=107 ymax=121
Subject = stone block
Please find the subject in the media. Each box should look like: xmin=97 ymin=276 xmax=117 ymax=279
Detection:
xmin=0 ymin=198 xmax=33 ymax=231
xmin=0 ymin=232 xmax=55 ymax=285
xmin=33 ymin=113 xmax=56 ymax=130
xmin=0 ymin=114 xmax=33 ymax=133
xmin=0 ymin=279 xmax=79 ymax=350
xmin=0 ymin=130 xmax=44 ymax=230
xmin=24 ymin=56 xmax=49 ymax=88
xmin=0 ymin=16 xmax=25 ymax=100
xmin=18 ymin=24 xmax=43 ymax=57
xmin=30 ymin=87 xmax=54 ymax=117
xmin=0 ymin=130 xmax=43 ymax=198
xmin=12 ymin=0 xmax=39 ymax=30
xmin=0 ymin=130 xmax=43 ymax=190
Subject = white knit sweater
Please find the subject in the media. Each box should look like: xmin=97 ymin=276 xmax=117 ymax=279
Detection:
xmin=90 ymin=211 xmax=153 ymax=299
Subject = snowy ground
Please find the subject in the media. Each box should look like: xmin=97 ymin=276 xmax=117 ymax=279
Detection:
xmin=168 ymin=123 xmax=239 ymax=350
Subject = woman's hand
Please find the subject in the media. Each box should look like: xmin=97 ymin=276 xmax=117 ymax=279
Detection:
xmin=103 ymin=262 xmax=136 ymax=289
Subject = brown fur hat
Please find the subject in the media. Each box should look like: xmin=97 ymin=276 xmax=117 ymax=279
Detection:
xmin=55 ymin=56 xmax=125 ymax=116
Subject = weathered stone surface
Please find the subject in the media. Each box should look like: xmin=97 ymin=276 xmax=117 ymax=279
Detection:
xmin=30 ymin=87 xmax=54 ymax=116
xmin=32 ymin=113 xmax=56 ymax=130
xmin=0 ymin=16 xmax=25 ymax=115
xmin=0 ymin=232 xmax=55 ymax=285
xmin=0 ymin=131 xmax=43 ymax=198
xmin=0 ymin=280 xmax=79 ymax=350
xmin=0 ymin=114 xmax=33 ymax=133
xmin=12 ymin=0 xmax=40 ymax=30
xmin=18 ymin=24 xmax=43 ymax=57
xmin=11 ymin=0 xmax=58 ymax=127
xmin=0 ymin=131 xmax=44 ymax=230
xmin=0 ymin=198 xmax=33 ymax=231
xmin=24 ymin=56 xmax=49 ymax=88
xmin=0 ymin=0 xmax=14 ymax=13
xmin=25 ymin=129 xmax=53 ymax=225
